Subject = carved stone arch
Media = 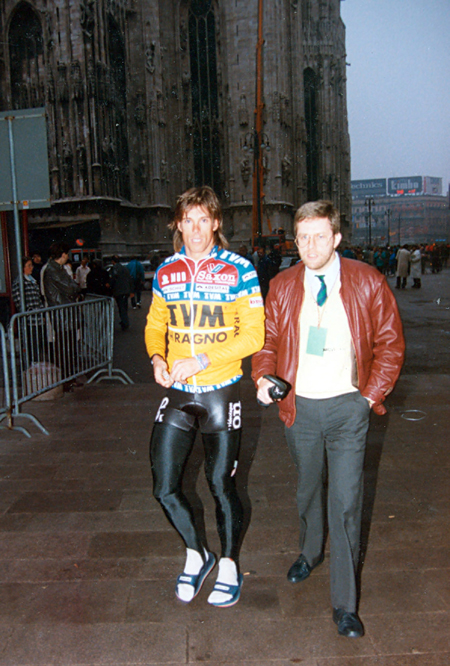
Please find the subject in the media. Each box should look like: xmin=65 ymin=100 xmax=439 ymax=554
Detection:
xmin=8 ymin=1 xmax=45 ymax=109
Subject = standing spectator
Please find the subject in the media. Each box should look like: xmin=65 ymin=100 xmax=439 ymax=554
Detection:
xmin=374 ymin=248 xmax=384 ymax=273
xmin=42 ymin=242 xmax=80 ymax=307
xmin=64 ymin=260 xmax=74 ymax=280
xmin=267 ymin=246 xmax=282 ymax=280
xmin=342 ymin=246 xmax=356 ymax=260
xmin=256 ymin=246 xmax=271 ymax=300
xmin=31 ymin=252 xmax=44 ymax=284
xmin=127 ymin=257 xmax=145 ymax=309
xmin=75 ymin=256 xmax=91 ymax=299
xmin=110 ymin=256 xmax=133 ymax=330
xmin=410 ymin=246 xmax=422 ymax=288
xmin=395 ymin=245 xmax=410 ymax=289
xmin=431 ymin=244 xmax=441 ymax=273
xmin=442 ymin=244 xmax=449 ymax=268
xmin=86 ymin=260 xmax=111 ymax=296
xmin=42 ymin=242 xmax=81 ymax=384
xmin=237 ymin=244 xmax=254 ymax=265
xmin=12 ymin=257 xmax=45 ymax=365
xmin=13 ymin=257 xmax=43 ymax=312
xmin=389 ymin=248 xmax=397 ymax=276
xmin=420 ymin=245 xmax=427 ymax=274
xmin=381 ymin=247 xmax=389 ymax=275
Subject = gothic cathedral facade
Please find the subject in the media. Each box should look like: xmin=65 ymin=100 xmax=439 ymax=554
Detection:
xmin=0 ymin=0 xmax=351 ymax=255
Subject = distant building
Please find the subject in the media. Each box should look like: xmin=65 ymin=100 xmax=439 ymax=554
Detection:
xmin=351 ymin=177 xmax=450 ymax=246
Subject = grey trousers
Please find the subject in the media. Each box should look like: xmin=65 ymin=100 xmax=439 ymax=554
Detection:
xmin=285 ymin=391 xmax=370 ymax=612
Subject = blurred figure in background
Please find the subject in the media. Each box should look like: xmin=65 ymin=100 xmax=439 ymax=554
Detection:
xmin=410 ymin=245 xmax=422 ymax=289
xmin=12 ymin=256 xmax=45 ymax=365
xmin=395 ymin=245 xmax=410 ymax=289
xmin=110 ymin=256 xmax=133 ymax=330
xmin=127 ymin=257 xmax=145 ymax=309
xmin=86 ymin=260 xmax=111 ymax=296
xmin=75 ymin=256 xmax=91 ymax=299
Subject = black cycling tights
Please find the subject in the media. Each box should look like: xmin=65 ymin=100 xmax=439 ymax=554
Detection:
xmin=150 ymin=422 xmax=243 ymax=561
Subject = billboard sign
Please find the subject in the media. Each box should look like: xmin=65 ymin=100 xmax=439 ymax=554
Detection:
xmin=423 ymin=176 xmax=442 ymax=196
xmin=0 ymin=108 xmax=50 ymax=211
xmin=388 ymin=176 xmax=423 ymax=196
xmin=351 ymin=179 xmax=386 ymax=198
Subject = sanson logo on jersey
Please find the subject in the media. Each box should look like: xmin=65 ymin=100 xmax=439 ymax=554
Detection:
xmin=197 ymin=260 xmax=238 ymax=286
xmin=207 ymin=262 xmax=225 ymax=274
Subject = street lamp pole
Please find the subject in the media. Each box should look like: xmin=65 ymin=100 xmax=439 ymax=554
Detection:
xmin=385 ymin=207 xmax=391 ymax=245
xmin=365 ymin=197 xmax=374 ymax=247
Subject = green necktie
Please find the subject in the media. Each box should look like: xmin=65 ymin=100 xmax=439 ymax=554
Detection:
xmin=316 ymin=275 xmax=327 ymax=306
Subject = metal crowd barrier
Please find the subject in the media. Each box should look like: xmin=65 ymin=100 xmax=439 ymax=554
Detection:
xmin=0 ymin=323 xmax=30 ymax=437
xmin=0 ymin=295 xmax=133 ymax=437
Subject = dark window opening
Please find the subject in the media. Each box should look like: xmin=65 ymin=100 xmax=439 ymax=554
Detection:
xmin=188 ymin=0 xmax=222 ymax=195
xmin=304 ymin=68 xmax=319 ymax=201
xmin=9 ymin=2 xmax=45 ymax=109
xmin=107 ymin=17 xmax=130 ymax=199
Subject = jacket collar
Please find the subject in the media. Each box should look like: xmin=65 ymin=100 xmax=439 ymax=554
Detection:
xmin=177 ymin=245 xmax=220 ymax=261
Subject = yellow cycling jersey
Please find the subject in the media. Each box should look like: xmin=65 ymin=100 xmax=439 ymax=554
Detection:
xmin=145 ymin=246 xmax=265 ymax=392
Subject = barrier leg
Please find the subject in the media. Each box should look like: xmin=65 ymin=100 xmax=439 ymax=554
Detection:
xmin=0 ymin=410 xmax=32 ymax=438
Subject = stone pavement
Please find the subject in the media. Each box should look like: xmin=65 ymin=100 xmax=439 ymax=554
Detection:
xmin=0 ymin=269 xmax=449 ymax=665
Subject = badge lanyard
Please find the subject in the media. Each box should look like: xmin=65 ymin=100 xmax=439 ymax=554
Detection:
xmin=306 ymin=288 xmax=328 ymax=357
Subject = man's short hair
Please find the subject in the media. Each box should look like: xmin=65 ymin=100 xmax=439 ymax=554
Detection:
xmin=169 ymin=186 xmax=229 ymax=252
xmin=49 ymin=241 xmax=70 ymax=259
xmin=293 ymin=200 xmax=341 ymax=235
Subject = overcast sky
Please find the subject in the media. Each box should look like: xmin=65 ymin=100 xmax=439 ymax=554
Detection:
xmin=340 ymin=0 xmax=450 ymax=193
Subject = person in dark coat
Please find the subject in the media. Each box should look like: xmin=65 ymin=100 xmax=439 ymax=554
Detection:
xmin=110 ymin=256 xmax=133 ymax=330
xmin=42 ymin=241 xmax=81 ymax=382
xmin=86 ymin=260 xmax=111 ymax=296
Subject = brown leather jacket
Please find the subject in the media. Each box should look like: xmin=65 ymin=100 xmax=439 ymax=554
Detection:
xmin=252 ymin=257 xmax=405 ymax=425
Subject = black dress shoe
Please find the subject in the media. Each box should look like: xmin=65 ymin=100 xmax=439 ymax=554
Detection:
xmin=287 ymin=553 xmax=324 ymax=583
xmin=333 ymin=607 xmax=364 ymax=638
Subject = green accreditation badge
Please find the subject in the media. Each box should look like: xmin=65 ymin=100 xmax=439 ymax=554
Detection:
xmin=306 ymin=326 xmax=327 ymax=357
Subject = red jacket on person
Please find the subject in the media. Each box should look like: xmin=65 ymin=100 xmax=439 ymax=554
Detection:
xmin=252 ymin=257 xmax=405 ymax=425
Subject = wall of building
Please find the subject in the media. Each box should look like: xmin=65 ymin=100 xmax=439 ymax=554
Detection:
xmin=0 ymin=0 xmax=351 ymax=256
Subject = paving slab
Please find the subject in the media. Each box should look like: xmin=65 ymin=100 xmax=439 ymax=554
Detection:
xmin=0 ymin=270 xmax=448 ymax=664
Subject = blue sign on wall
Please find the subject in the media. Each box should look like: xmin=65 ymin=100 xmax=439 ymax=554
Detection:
xmin=351 ymin=179 xmax=387 ymax=198
xmin=0 ymin=108 xmax=50 ymax=211
xmin=388 ymin=176 xmax=423 ymax=196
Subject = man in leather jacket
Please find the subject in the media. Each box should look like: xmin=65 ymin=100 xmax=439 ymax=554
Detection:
xmin=253 ymin=200 xmax=404 ymax=638
xmin=42 ymin=241 xmax=81 ymax=381
xmin=42 ymin=241 xmax=80 ymax=307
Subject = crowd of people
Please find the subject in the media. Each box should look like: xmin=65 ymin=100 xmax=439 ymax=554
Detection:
xmin=340 ymin=242 xmax=449 ymax=289
xmin=12 ymin=247 xmax=153 ymax=334
xmin=11 ymin=244 xmax=149 ymax=392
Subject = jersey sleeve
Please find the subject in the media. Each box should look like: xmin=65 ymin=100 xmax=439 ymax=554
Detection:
xmin=145 ymin=288 xmax=169 ymax=360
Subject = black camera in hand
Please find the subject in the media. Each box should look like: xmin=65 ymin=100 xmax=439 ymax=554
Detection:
xmin=257 ymin=374 xmax=291 ymax=406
